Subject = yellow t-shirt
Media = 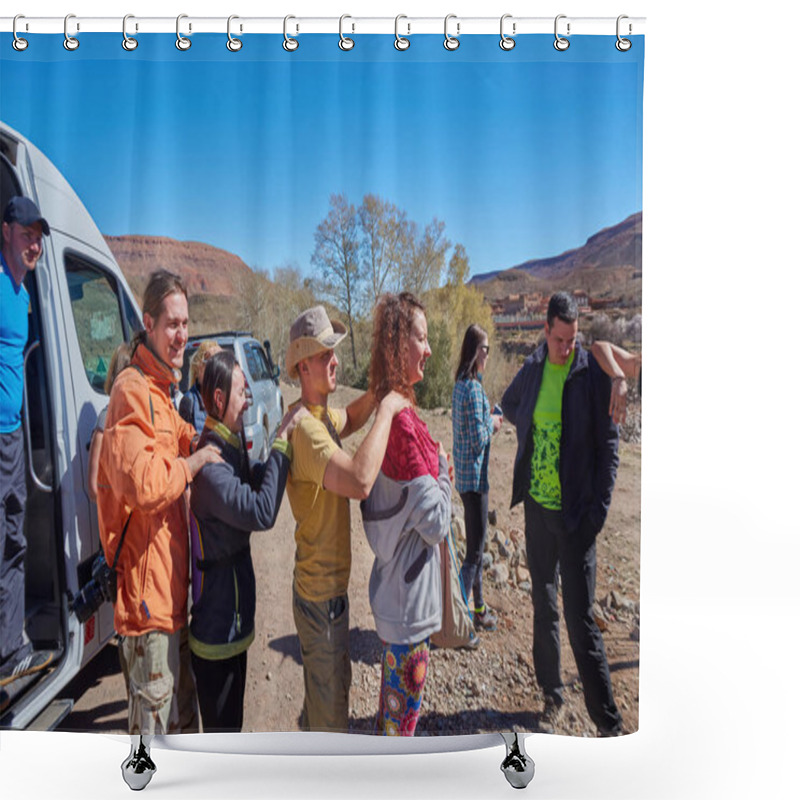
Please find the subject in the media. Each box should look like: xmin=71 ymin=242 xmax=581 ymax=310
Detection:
xmin=286 ymin=403 xmax=350 ymax=602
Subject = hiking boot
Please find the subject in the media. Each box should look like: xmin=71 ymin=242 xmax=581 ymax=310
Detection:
xmin=537 ymin=695 xmax=565 ymax=734
xmin=473 ymin=605 xmax=498 ymax=631
xmin=597 ymin=724 xmax=624 ymax=738
xmin=0 ymin=650 xmax=54 ymax=687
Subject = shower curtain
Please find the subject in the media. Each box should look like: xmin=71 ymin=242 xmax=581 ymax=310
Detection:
xmin=0 ymin=20 xmax=643 ymax=743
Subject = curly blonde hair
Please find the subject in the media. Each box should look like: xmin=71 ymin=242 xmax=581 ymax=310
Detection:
xmin=189 ymin=339 xmax=221 ymax=386
xmin=369 ymin=292 xmax=425 ymax=404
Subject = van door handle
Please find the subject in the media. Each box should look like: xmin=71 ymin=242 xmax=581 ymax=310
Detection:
xmin=23 ymin=340 xmax=53 ymax=493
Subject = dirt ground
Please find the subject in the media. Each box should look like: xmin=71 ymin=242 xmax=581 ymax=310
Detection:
xmin=59 ymin=381 xmax=640 ymax=738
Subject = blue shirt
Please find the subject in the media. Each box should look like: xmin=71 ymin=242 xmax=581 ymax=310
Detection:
xmin=451 ymin=375 xmax=493 ymax=494
xmin=0 ymin=253 xmax=29 ymax=433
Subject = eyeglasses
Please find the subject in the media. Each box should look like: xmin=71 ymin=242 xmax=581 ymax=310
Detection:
xmin=479 ymin=345 xmax=490 ymax=354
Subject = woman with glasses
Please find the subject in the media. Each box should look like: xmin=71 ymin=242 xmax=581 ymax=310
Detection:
xmin=452 ymin=325 xmax=503 ymax=633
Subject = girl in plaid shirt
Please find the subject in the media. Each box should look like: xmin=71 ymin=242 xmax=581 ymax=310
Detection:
xmin=451 ymin=325 xmax=503 ymax=631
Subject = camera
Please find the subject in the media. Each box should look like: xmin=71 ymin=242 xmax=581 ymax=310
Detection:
xmin=71 ymin=552 xmax=117 ymax=624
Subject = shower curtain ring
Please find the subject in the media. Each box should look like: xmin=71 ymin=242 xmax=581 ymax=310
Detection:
xmin=394 ymin=15 xmax=410 ymax=51
xmin=339 ymin=15 xmax=354 ymax=51
xmin=122 ymin=15 xmax=138 ymax=51
xmin=64 ymin=14 xmax=79 ymax=51
xmin=554 ymin=14 xmax=570 ymax=51
xmin=283 ymin=15 xmax=299 ymax=51
xmin=12 ymin=15 xmax=28 ymax=51
xmin=227 ymin=15 xmax=243 ymax=51
xmin=616 ymin=15 xmax=632 ymax=51
xmin=176 ymin=14 xmax=191 ymax=51
xmin=499 ymin=14 xmax=516 ymax=51
xmin=444 ymin=14 xmax=460 ymax=51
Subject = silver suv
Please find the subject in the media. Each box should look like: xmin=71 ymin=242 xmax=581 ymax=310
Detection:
xmin=180 ymin=331 xmax=284 ymax=463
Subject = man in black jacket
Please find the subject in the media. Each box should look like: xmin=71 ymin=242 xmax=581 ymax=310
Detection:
xmin=501 ymin=292 xmax=623 ymax=736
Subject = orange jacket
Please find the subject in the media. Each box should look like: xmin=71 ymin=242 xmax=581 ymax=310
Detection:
xmin=97 ymin=342 xmax=196 ymax=636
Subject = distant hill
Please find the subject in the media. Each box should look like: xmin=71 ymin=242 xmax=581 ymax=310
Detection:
xmin=104 ymin=235 xmax=255 ymax=302
xmin=470 ymin=212 xmax=642 ymax=301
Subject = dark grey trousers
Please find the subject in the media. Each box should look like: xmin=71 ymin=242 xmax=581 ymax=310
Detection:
xmin=524 ymin=494 xmax=622 ymax=733
xmin=0 ymin=428 xmax=31 ymax=667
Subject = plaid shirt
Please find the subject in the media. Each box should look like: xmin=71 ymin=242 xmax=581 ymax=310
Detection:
xmin=451 ymin=376 xmax=493 ymax=493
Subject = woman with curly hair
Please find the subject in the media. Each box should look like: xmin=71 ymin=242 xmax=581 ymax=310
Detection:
xmin=361 ymin=292 xmax=452 ymax=736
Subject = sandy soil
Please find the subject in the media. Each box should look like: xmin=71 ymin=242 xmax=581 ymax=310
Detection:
xmin=59 ymin=381 xmax=640 ymax=738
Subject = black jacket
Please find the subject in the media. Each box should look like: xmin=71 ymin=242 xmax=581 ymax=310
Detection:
xmin=188 ymin=419 xmax=290 ymax=659
xmin=501 ymin=342 xmax=619 ymax=536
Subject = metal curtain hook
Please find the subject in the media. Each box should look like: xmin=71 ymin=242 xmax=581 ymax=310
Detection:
xmin=283 ymin=15 xmax=299 ymax=51
xmin=64 ymin=13 xmax=79 ymax=51
xmin=394 ymin=14 xmax=410 ymax=51
xmin=12 ymin=14 xmax=28 ymax=51
xmin=227 ymin=15 xmax=242 ymax=51
xmin=176 ymin=14 xmax=191 ymax=51
xmin=616 ymin=14 xmax=632 ymax=51
xmin=554 ymin=14 xmax=570 ymax=51
xmin=122 ymin=14 xmax=138 ymax=51
xmin=444 ymin=14 xmax=460 ymax=51
xmin=339 ymin=14 xmax=354 ymax=51
xmin=500 ymin=14 xmax=516 ymax=51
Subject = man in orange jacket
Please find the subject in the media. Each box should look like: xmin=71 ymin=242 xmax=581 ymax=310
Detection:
xmin=97 ymin=270 xmax=221 ymax=789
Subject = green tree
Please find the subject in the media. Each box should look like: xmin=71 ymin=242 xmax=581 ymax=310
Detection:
xmin=415 ymin=318 xmax=453 ymax=409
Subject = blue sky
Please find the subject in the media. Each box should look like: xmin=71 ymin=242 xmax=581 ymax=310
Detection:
xmin=1 ymin=33 xmax=643 ymax=280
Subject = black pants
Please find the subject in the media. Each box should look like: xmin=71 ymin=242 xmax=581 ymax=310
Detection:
xmin=191 ymin=650 xmax=248 ymax=733
xmin=0 ymin=428 xmax=31 ymax=668
xmin=459 ymin=491 xmax=489 ymax=609
xmin=524 ymin=495 xmax=622 ymax=733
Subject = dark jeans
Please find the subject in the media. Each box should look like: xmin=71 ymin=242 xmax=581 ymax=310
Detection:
xmin=0 ymin=428 xmax=31 ymax=668
xmin=191 ymin=650 xmax=248 ymax=733
xmin=524 ymin=495 xmax=622 ymax=733
xmin=459 ymin=491 xmax=489 ymax=609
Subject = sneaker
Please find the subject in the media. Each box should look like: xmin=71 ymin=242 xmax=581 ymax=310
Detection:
xmin=537 ymin=695 xmax=565 ymax=734
xmin=459 ymin=631 xmax=481 ymax=651
xmin=0 ymin=650 xmax=54 ymax=687
xmin=473 ymin=605 xmax=498 ymax=631
xmin=597 ymin=724 xmax=624 ymax=738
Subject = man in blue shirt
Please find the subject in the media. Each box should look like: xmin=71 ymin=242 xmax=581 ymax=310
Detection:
xmin=0 ymin=197 xmax=54 ymax=693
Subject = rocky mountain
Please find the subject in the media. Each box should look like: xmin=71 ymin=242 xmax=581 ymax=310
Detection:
xmin=470 ymin=212 xmax=642 ymax=300
xmin=104 ymin=234 xmax=255 ymax=302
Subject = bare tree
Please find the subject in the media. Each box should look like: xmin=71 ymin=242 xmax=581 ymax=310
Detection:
xmin=400 ymin=217 xmax=450 ymax=297
xmin=311 ymin=193 xmax=362 ymax=369
xmin=358 ymin=194 xmax=407 ymax=306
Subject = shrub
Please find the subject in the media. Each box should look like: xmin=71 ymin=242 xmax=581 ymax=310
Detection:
xmin=415 ymin=319 xmax=453 ymax=409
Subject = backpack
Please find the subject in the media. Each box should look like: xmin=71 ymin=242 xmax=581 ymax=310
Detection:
xmin=431 ymin=517 xmax=475 ymax=649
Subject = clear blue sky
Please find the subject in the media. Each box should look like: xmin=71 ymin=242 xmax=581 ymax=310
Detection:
xmin=1 ymin=33 xmax=643 ymax=280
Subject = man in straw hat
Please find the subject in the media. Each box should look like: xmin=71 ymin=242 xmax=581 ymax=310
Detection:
xmin=284 ymin=305 xmax=408 ymax=732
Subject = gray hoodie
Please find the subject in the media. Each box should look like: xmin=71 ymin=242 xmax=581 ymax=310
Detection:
xmin=360 ymin=454 xmax=452 ymax=645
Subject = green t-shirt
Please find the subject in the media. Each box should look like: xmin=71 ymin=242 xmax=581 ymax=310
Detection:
xmin=529 ymin=351 xmax=574 ymax=509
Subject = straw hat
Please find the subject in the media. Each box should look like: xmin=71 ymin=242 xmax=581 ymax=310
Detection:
xmin=286 ymin=305 xmax=347 ymax=380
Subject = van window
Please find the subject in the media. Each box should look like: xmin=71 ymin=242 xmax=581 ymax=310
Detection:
xmin=65 ymin=255 xmax=127 ymax=393
xmin=244 ymin=342 xmax=269 ymax=382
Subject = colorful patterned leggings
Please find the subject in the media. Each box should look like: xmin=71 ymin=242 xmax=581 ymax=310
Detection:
xmin=376 ymin=638 xmax=430 ymax=736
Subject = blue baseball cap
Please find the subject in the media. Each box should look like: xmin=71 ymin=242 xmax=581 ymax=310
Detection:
xmin=3 ymin=196 xmax=50 ymax=236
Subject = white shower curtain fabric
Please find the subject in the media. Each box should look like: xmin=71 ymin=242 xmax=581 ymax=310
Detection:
xmin=0 ymin=29 xmax=643 ymax=738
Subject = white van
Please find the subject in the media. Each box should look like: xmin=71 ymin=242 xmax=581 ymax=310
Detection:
xmin=1 ymin=120 xmax=142 ymax=730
